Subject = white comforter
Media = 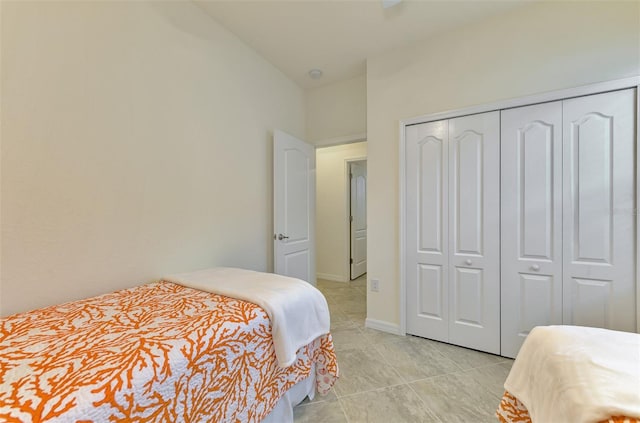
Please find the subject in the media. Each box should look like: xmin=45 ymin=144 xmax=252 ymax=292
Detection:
xmin=505 ymin=325 xmax=640 ymax=423
xmin=164 ymin=267 xmax=331 ymax=368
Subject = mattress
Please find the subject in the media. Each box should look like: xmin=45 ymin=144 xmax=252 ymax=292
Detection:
xmin=0 ymin=281 xmax=338 ymax=422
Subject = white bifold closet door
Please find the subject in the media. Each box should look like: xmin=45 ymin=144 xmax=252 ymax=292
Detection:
xmin=501 ymin=89 xmax=637 ymax=358
xmin=406 ymin=120 xmax=449 ymax=343
xmin=562 ymin=89 xmax=636 ymax=332
xmin=501 ymin=101 xmax=564 ymax=358
xmin=406 ymin=112 xmax=500 ymax=354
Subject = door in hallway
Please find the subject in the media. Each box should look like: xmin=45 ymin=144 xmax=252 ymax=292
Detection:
xmin=350 ymin=161 xmax=367 ymax=279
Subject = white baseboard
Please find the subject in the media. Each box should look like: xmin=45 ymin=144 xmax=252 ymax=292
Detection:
xmin=365 ymin=318 xmax=403 ymax=335
xmin=317 ymin=273 xmax=348 ymax=282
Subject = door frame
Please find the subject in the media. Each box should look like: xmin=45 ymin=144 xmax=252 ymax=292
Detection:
xmin=398 ymin=76 xmax=640 ymax=337
xmin=313 ymin=136 xmax=367 ymax=283
xmin=347 ymin=158 xmax=367 ymax=280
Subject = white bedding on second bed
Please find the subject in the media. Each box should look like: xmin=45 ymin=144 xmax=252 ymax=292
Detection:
xmin=505 ymin=325 xmax=640 ymax=423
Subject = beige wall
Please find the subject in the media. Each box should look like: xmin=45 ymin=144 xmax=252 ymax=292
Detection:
xmin=306 ymin=74 xmax=366 ymax=144
xmin=316 ymin=142 xmax=367 ymax=282
xmin=0 ymin=1 xmax=305 ymax=316
xmin=366 ymin=1 xmax=640 ymax=326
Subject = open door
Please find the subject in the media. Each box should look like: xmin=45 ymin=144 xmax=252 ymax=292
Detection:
xmin=350 ymin=161 xmax=367 ymax=279
xmin=273 ymin=130 xmax=316 ymax=284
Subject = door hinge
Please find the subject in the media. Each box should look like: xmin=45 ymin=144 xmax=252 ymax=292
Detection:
xmin=350 ymin=173 xmax=353 ymax=179
xmin=350 ymin=216 xmax=353 ymax=222
xmin=350 ymin=258 xmax=353 ymax=264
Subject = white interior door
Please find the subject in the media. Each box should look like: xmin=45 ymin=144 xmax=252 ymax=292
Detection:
xmin=448 ymin=112 xmax=500 ymax=354
xmin=274 ymin=130 xmax=316 ymax=284
xmin=350 ymin=161 xmax=367 ymax=279
xmin=501 ymin=101 xmax=563 ymax=358
xmin=562 ymin=89 xmax=636 ymax=332
xmin=406 ymin=120 xmax=450 ymax=343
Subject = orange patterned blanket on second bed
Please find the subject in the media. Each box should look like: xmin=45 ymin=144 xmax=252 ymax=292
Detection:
xmin=0 ymin=281 xmax=338 ymax=422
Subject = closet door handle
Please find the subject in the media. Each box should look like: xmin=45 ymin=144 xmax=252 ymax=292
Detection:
xmin=465 ymin=259 xmax=472 ymax=266
xmin=530 ymin=264 xmax=540 ymax=271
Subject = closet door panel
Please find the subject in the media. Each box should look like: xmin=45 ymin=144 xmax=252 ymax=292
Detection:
xmin=406 ymin=121 xmax=449 ymax=342
xmin=563 ymin=89 xmax=636 ymax=332
xmin=501 ymin=102 xmax=563 ymax=358
xmin=448 ymin=112 xmax=500 ymax=354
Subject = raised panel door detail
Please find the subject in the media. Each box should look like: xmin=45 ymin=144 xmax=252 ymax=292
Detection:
xmin=354 ymin=175 xmax=367 ymax=230
xmin=418 ymin=264 xmax=443 ymax=319
xmin=418 ymin=136 xmax=445 ymax=253
xmin=284 ymin=148 xmax=310 ymax=242
xmin=448 ymin=112 xmax=500 ymax=355
xmin=405 ymin=120 xmax=449 ymax=343
xmin=518 ymin=274 xmax=554 ymax=335
xmin=501 ymin=101 xmax=563 ymax=359
xmin=569 ymin=278 xmax=612 ymax=328
xmin=453 ymin=130 xmax=483 ymax=256
xmin=571 ymin=113 xmax=613 ymax=264
xmin=519 ymin=121 xmax=554 ymax=260
xmin=563 ymin=89 xmax=636 ymax=334
xmin=284 ymin=249 xmax=310 ymax=282
xmin=453 ymin=267 xmax=483 ymax=327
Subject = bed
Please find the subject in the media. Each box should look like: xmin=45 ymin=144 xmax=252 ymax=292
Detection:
xmin=0 ymin=268 xmax=338 ymax=422
xmin=496 ymin=325 xmax=640 ymax=423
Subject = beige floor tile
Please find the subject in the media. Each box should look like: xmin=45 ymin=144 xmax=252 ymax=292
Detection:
xmin=326 ymin=301 xmax=343 ymax=316
xmin=351 ymin=279 xmax=367 ymax=289
xmin=340 ymin=384 xmax=440 ymax=423
xmin=335 ymin=298 xmax=366 ymax=314
xmin=409 ymin=371 xmax=501 ymax=423
xmin=344 ymin=311 xmax=366 ymax=329
xmin=361 ymin=327 xmax=405 ymax=345
xmin=330 ymin=327 xmax=370 ymax=351
xmin=328 ymin=290 xmax=366 ymax=302
xmin=374 ymin=337 xmax=461 ymax=382
xmin=428 ymin=339 xmax=506 ymax=370
xmin=333 ymin=348 xmax=403 ymax=397
xmin=298 ymin=388 xmax=339 ymax=406
xmin=318 ymin=281 xmax=353 ymax=292
xmin=293 ymin=400 xmax=348 ymax=423
xmin=330 ymin=311 xmax=359 ymax=331
xmin=463 ymin=361 xmax=514 ymax=398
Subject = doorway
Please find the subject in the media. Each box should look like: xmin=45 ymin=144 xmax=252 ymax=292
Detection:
xmin=315 ymin=142 xmax=367 ymax=283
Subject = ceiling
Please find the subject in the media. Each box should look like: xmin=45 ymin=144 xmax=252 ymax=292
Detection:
xmin=195 ymin=0 xmax=532 ymax=89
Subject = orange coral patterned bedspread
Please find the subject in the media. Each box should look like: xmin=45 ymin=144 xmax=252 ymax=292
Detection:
xmin=497 ymin=391 xmax=640 ymax=423
xmin=0 ymin=281 xmax=338 ymax=422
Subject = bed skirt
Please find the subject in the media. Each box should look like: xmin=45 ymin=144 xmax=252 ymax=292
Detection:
xmin=497 ymin=391 xmax=640 ymax=423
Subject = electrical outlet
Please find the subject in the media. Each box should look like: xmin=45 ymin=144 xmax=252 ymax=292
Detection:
xmin=370 ymin=279 xmax=380 ymax=292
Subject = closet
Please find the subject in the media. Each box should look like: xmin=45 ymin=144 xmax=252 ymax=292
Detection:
xmin=404 ymin=87 xmax=638 ymax=357
xmin=405 ymin=111 xmax=501 ymax=354
xmin=501 ymin=89 xmax=636 ymax=357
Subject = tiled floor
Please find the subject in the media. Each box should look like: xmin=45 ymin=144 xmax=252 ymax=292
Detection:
xmin=293 ymin=275 xmax=513 ymax=423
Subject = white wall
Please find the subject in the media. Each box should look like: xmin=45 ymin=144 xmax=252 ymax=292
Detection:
xmin=316 ymin=142 xmax=367 ymax=282
xmin=366 ymin=1 xmax=640 ymax=326
xmin=306 ymin=74 xmax=366 ymax=145
xmin=0 ymin=1 xmax=305 ymax=316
